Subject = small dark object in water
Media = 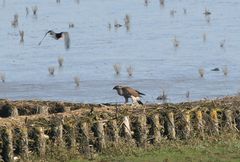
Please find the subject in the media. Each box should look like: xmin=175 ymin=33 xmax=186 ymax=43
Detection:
xmin=204 ymin=9 xmax=211 ymax=15
xmin=157 ymin=91 xmax=167 ymax=101
xmin=114 ymin=24 xmax=122 ymax=28
xmin=211 ymin=68 xmax=220 ymax=71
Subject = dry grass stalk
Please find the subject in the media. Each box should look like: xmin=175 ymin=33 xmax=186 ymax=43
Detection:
xmin=96 ymin=121 xmax=106 ymax=151
xmin=198 ymin=68 xmax=205 ymax=78
xmin=58 ymin=57 xmax=64 ymax=67
xmin=182 ymin=112 xmax=191 ymax=139
xmin=19 ymin=30 xmax=24 ymax=43
xmin=122 ymin=116 xmax=132 ymax=140
xmin=166 ymin=112 xmax=176 ymax=139
xmin=124 ymin=14 xmax=130 ymax=25
xmin=151 ymin=114 xmax=161 ymax=143
xmin=222 ymin=66 xmax=228 ymax=76
xmin=127 ymin=66 xmax=133 ymax=77
xmin=135 ymin=115 xmax=147 ymax=147
xmin=74 ymin=76 xmax=80 ymax=87
xmin=56 ymin=0 xmax=60 ymax=3
xmin=26 ymin=7 xmax=29 ymax=16
xmin=172 ymin=36 xmax=179 ymax=48
xmin=124 ymin=14 xmax=131 ymax=31
xmin=11 ymin=14 xmax=18 ymax=28
xmin=113 ymin=64 xmax=121 ymax=75
xmin=48 ymin=67 xmax=55 ymax=76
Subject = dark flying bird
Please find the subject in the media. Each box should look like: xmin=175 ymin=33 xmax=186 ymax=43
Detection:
xmin=38 ymin=30 xmax=70 ymax=49
xmin=113 ymin=85 xmax=145 ymax=105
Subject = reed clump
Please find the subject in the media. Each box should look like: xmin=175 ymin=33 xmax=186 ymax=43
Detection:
xmin=19 ymin=30 xmax=24 ymax=43
xmin=198 ymin=68 xmax=205 ymax=78
xmin=11 ymin=14 xmax=18 ymax=28
xmin=74 ymin=76 xmax=80 ymax=87
xmin=0 ymin=72 xmax=5 ymax=82
xmin=48 ymin=67 xmax=55 ymax=76
xmin=32 ymin=6 xmax=38 ymax=16
xmin=113 ymin=64 xmax=121 ymax=75
xmin=58 ymin=57 xmax=64 ymax=67
xmin=126 ymin=66 xmax=133 ymax=77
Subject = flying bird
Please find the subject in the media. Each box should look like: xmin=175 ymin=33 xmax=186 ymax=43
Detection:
xmin=38 ymin=30 xmax=70 ymax=49
xmin=113 ymin=85 xmax=145 ymax=105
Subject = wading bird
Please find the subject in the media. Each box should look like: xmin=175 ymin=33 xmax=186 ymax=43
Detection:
xmin=113 ymin=85 xmax=145 ymax=105
xmin=38 ymin=30 xmax=70 ymax=49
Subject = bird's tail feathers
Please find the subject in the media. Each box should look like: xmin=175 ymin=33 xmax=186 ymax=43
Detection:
xmin=137 ymin=100 xmax=143 ymax=105
xmin=137 ymin=91 xmax=145 ymax=96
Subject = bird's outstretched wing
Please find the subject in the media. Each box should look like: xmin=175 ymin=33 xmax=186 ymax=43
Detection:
xmin=38 ymin=31 xmax=49 ymax=45
xmin=63 ymin=32 xmax=70 ymax=50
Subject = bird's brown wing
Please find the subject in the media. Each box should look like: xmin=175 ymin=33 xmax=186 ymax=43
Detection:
xmin=122 ymin=87 xmax=140 ymax=97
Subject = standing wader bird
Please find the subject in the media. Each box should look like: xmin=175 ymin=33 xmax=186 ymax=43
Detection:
xmin=113 ymin=85 xmax=145 ymax=105
xmin=38 ymin=30 xmax=70 ymax=49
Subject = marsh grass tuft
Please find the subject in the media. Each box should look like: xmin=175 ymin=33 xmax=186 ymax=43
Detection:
xmin=74 ymin=76 xmax=80 ymax=87
xmin=156 ymin=90 xmax=167 ymax=102
xmin=172 ymin=36 xmax=180 ymax=48
xmin=11 ymin=14 xmax=18 ymax=28
xmin=204 ymin=8 xmax=211 ymax=15
xmin=198 ymin=68 xmax=205 ymax=78
xmin=69 ymin=23 xmax=74 ymax=28
xmin=220 ymin=39 xmax=226 ymax=48
xmin=58 ymin=57 xmax=64 ymax=67
xmin=113 ymin=64 xmax=121 ymax=75
xmin=124 ymin=14 xmax=131 ymax=31
xmin=222 ymin=66 xmax=228 ymax=76
xmin=126 ymin=66 xmax=133 ymax=77
xmin=0 ymin=73 xmax=5 ymax=83
xmin=19 ymin=30 xmax=24 ymax=43
xmin=32 ymin=5 xmax=38 ymax=16
xmin=48 ymin=67 xmax=55 ymax=76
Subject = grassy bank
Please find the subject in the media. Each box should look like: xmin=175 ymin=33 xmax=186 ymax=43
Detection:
xmin=70 ymin=133 xmax=240 ymax=162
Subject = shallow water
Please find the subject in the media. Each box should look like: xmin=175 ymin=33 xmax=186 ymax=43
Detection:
xmin=0 ymin=0 xmax=240 ymax=104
